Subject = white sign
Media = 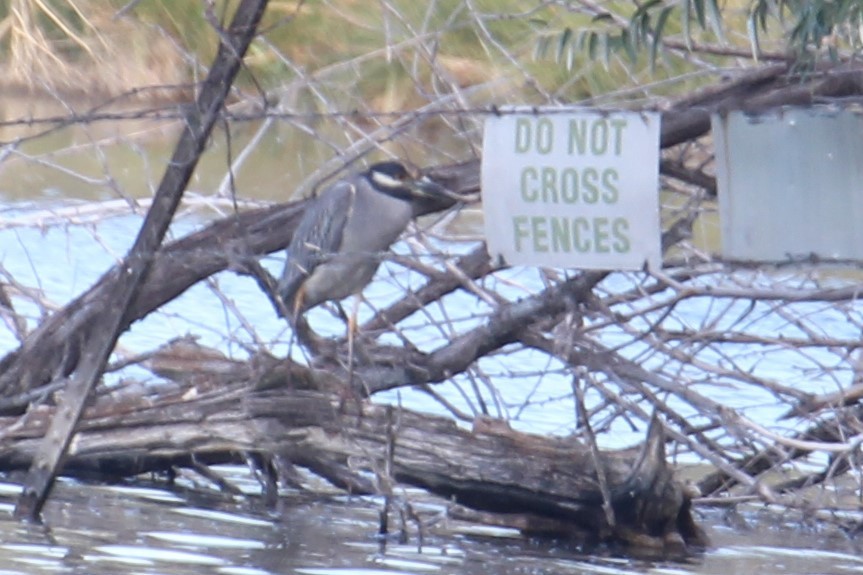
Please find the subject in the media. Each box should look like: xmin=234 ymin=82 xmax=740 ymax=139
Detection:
xmin=481 ymin=109 xmax=662 ymax=270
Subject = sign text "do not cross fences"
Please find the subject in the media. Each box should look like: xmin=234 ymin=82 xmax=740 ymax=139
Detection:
xmin=481 ymin=108 xmax=661 ymax=270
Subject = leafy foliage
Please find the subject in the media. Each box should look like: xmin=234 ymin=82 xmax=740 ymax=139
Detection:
xmin=538 ymin=0 xmax=863 ymax=69
xmin=764 ymin=0 xmax=863 ymax=61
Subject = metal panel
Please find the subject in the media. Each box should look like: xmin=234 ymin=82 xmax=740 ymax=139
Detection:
xmin=713 ymin=107 xmax=863 ymax=261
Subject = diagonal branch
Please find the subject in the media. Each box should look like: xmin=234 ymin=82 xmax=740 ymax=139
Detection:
xmin=12 ymin=0 xmax=271 ymax=520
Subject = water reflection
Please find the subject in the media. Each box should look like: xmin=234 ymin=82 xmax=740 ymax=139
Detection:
xmin=0 ymin=471 xmax=860 ymax=575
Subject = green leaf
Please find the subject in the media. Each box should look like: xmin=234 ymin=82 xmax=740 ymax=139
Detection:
xmin=754 ymin=0 xmax=770 ymax=30
xmin=705 ymin=0 xmax=725 ymax=41
xmin=587 ymin=30 xmax=599 ymax=62
xmin=746 ymin=8 xmax=762 ymax=61
xmin=557 ymin=27 xmax=573 ymax=63
xmin=576 ymin=29 xmax=589 ymax=51
xmin=533 ymin=35 xmax=547 ymax=60
xmin=634 ymin=0 xmax=664 ymax=18
xmin=597 ymin=30 xmax=611 ymax=69
xmin=533 ymin=33 xmax=552 ymax=61
xmin=682 ymin=0 xmax=693 ymax=50
xmin=630 ymin=0 xmax=663 ymax=47
xmin=621 ymin=28 xmax=639 ymax=62
xmin=692 ymin=0 xmax=707 ymax=30
xmin=650 ymin=6 xmax=674 ymax=69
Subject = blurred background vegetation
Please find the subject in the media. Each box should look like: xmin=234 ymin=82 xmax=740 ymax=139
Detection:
xmin=4 ymin=0 xmax=856 ymax=106
xmin=0 ymin=0 xmax=859 ymax=212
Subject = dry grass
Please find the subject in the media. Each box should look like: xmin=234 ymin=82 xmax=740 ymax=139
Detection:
xmin=1 ymin=0 xmax=187 ymax=98
xmin=0 ymin=1 xmax=668 ymax=103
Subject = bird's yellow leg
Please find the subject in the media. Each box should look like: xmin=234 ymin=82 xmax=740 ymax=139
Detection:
xmin=347 ymin=295 xmax=361 ymax=377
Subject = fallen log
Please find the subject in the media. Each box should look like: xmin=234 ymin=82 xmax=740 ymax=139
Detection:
xmin=0 ymin=365 xmax=705 ymax=552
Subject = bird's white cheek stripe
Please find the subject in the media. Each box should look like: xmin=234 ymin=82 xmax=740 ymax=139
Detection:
xmin=370 ymin=171 xmax=404 ymax=189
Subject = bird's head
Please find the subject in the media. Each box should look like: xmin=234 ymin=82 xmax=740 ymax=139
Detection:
xmin=365 ymin=161 xmax=457 ymax=207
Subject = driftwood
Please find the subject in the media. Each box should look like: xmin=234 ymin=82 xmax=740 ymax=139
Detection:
xmin=0 ymin=345 xmax=706 ymax=552
xmin=8 ymin=0 xmax=272 ymax=521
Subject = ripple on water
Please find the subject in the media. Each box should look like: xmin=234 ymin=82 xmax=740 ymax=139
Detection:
xmin=145 ymin=530 xmax=267 ymax=550
xmin=97 ymin=484 xmax=186 ymax=504
xmin=216 ymin=567 xmax=274 ymax=575
xmin=0 ymin=544 xmax=68 ymax=558
xmin=369 ymin=556 xmax=441 ymax=572
xmin=0 ymin=483 xmax=22 ymax=496
xmin=295 ymin=569 xmax=426 ymax=575
xmin=170 ymin=506 xmax=274 ymax=527
xmin=91 ymin=544 xmax=228 ymax=566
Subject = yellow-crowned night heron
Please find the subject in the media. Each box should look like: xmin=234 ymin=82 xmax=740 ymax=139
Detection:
xmin=278 ymin=161 xmax=448 ymax=324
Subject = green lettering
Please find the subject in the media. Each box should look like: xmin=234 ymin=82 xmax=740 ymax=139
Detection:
xmin=551 ymin=217 xmax=571 ymax=252
xmin=573 ymin=218 xmax=591 ymax=252
xmin=609 ymin=119 xmax=627 ymax=155
xmin=541 ymin=167 xmax=558 ymax=203
xmin=612 ymin=218 xmax=630 ymax=252
xmin=536 ymin=118 xmax=554 ymax=154
xmin=591 ymin=120 xmax=608 ymax=155
xmin=582 ymin=168 xmax=599 ymax=204
xmin=513 ymin=216 xmax=530 ymax=251
xmin=568 ymin=119 xmax=587 ymax=154
xmin=561 ymin=168 xmax=579 ymax=203
xmin=594 ymin=217 xmax=610 ymax=253
xmin=520 ymin=167 xmax=538 ymax=202
xmin=602 ymin=169 xmax=619 ymax=203
xmin=531 ymin=216 xmax=549 ymax=252
xmin=515 ymin=118 xmax=532 ymax=153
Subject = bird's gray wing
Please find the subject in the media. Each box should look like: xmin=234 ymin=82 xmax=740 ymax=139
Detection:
xmin=278 ymin=179 xmax=355 ymax=313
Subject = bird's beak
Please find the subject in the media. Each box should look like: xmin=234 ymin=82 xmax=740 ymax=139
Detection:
xmin=411 ymin=175 xmax=461 ymax=201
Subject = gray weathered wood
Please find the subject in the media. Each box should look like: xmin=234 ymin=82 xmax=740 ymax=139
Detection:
xmin=0 ymin=379 xmax=705 ymax=550
xmin=12 ymin=0 xmax=271 ymax=520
